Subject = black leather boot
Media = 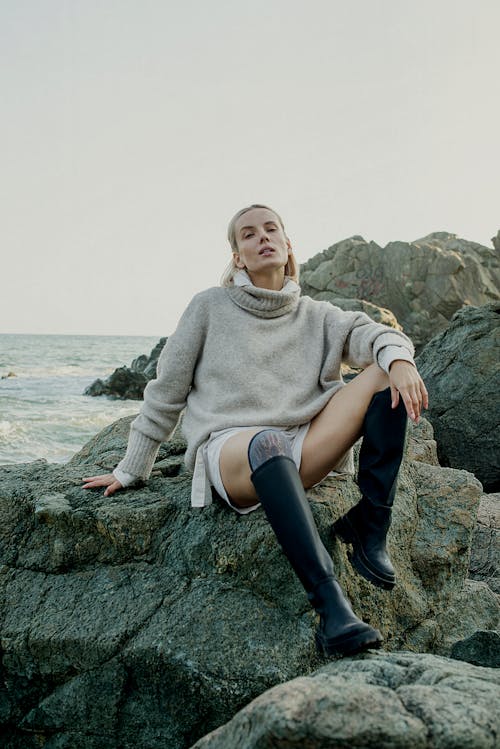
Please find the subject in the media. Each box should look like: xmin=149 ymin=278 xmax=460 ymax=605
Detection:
xmin=332 ymin=387 xmax=407 ymax=590
xmin=250 ymin=452 xmax=382 ymax=657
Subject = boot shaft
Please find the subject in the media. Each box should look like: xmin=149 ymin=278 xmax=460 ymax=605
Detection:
xmin=358 ymin=387 xmax=407 ymax=508
xmin=250 ymin=455 xmax=335 ymax=592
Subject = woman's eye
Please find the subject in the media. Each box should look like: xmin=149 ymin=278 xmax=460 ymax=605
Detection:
xmin=245 ymin=233 xmax=254 ymax=238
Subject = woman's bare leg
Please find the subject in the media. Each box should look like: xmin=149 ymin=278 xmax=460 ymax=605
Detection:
xmin=300 ymin=364 xmax=389 ymax=488
xmin=219 ymin=364 xmax=389 ymax=508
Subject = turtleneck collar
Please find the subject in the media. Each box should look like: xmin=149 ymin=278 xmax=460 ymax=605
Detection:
xmin=227 ymin=270 xmax=301 ymax=318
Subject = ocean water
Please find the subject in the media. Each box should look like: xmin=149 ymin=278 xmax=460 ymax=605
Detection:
xmin=0 ymin=334 xmax=160 ymax=465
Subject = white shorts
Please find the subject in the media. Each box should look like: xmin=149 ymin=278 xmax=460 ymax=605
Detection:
xmin=202 ymin=423 xmax=352 ymax=515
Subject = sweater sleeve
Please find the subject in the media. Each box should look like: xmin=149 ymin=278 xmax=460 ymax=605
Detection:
xmin=115 ymin=292 xmax=207 ymax=479
xmin=334 ymin=308 xmax=415 ymax=370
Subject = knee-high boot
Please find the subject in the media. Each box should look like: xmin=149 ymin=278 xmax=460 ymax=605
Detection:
xmin=332 ymin=387 xmax=407 ymax=590
xmin=250 ymin=453 xmax=382 ymax=657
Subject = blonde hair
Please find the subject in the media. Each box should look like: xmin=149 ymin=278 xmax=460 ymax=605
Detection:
xmin=221 ymin=203 xmax=299 ymax=287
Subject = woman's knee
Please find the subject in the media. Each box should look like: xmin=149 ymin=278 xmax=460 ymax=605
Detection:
xmin=248 ymin=429 xmax=293 ymax=472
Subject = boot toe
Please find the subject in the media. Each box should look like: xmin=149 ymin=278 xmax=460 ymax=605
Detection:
xmin=333 ymin=515 xmax=396 ymax=590
xmin=350 ymin=548 xmax=396 ymax=590
xmin=316 ymin=622 xmax=383 ymax=658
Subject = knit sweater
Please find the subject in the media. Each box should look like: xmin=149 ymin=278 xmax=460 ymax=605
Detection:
xmin=115 ymin=274 xmax=415 ymax=485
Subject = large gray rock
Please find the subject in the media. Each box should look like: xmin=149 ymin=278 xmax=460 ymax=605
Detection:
xmin=192 ymin=651 xmax=500 ymax=749
xmin=0 ymin=417 xmax=498 ymax=748
xmin=84 ymin=337 xmax=166 ymax=400
xmin=300 ymin=233 xmax=500 ymax=351
xmin=416 ymin=303 xmax=500 ymax=492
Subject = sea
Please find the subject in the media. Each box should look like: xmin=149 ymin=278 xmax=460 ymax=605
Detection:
xmin=0 ymin=334 xmax=160 ymax=466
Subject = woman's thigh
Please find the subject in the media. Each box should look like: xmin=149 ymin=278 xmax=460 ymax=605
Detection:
xmin=219 ymin=364 xmax=389 ymax=508
xmin=300 ymin=364 xmax=389 ymax=489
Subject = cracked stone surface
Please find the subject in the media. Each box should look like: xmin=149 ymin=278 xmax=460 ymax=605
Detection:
xmin=416 ymin=303 xmax=500 ymax=492
xmin=299 ymin=232 xmax=500 ymax=352
xmin=469 ymin=493 xmax=500 ymax=594
xmin=0 ymin=417 xmax=498 ymax=748
xmin=191 ymin=651 xmax=500 ymax=749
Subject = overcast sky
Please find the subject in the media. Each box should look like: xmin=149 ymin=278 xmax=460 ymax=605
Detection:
xmin=2 ymin=0 xmax=499 ymax=336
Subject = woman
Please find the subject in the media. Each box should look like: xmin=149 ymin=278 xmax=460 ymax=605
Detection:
xmin=83 ymin=203 xmax=428 ymax=658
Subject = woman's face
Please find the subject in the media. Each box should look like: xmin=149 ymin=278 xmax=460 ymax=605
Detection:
xmin=233 ymin=207 xmax=291 ymax=278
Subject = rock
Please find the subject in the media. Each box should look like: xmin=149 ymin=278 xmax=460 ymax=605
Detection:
xmin=300 ymin=233 xmax=500 ymax=351
xmin=192 ymin=651 xmax=500 ymax=748
xmin=416 ymin=303 xmax=500 ymax=492
xmin=469 ymin=493 xmax=500 ymax=593
xmin=1 ymin=371 xmax=16 ymax=379
xmin=84 ymin=366 xmax=150 ymax=399
xmin=493 ymin=229 xmax=500 ymax=252
xmin=451 ymin=630 xmax=500 ymax=668
xmin=303 ymin=294 xmax=402 ymax=328
xmin=0 ymin=417 xmax=498 ymax=748
xmin=84 ymin=337 xmax=167 ymax=400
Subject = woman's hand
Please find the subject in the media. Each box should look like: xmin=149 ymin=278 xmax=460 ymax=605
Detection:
xmin=388 ymin=360 xmax=429 ymax=423
xmin=82 ymin=473 xmax=123 ymax=497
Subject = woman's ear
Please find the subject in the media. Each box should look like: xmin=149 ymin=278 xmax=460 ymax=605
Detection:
xmin=233 ymin=252 xmax=245 ymax=269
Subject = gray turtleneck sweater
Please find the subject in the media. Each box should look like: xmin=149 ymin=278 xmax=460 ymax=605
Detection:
xmin=114 ymin=274 xmax=415 ymax=486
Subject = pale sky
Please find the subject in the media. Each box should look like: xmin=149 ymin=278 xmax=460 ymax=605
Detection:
xmin=2 ymin=0 xmax=499 ymax=336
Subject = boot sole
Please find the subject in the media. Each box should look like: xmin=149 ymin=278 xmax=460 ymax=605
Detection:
xmin=333 ymin=517 xmax=395 ymax=591
xmin=315 ymin=626 xmax=383 ymax=658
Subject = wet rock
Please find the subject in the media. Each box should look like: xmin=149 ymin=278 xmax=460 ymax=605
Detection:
xmin=84 ymin=338 xmax=166 ymax=400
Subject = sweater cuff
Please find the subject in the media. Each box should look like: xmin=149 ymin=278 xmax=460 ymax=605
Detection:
xmin=377 ymin=345 xmax=416 ymax=374
xmin=113 ymin=467 xmax=138 ymax=488
xmin=116 ymin=428 xmax=161 ymax=480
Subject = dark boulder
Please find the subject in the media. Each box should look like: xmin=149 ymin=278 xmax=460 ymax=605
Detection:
xmin=84 ymin=337 xmax=166 ymax=400
xmin=416 ymin=303 xmax=500 ymax=492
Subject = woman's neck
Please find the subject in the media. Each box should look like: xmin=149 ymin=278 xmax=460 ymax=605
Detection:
xmin=245 ymin=268 xmax=285 ymax=291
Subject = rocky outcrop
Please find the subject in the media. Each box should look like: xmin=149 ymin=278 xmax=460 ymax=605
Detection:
xmin=300 ymin=233 xmax=500 ymax=351
xmin=0 ymin=415 xmax=498 ymax=748
xmin=84 ymin=337 xmax=166 ymax=400
xmin=416 ymin=303 xmax=500 ymax=492
xmin=192 ymin=651 xmax=500 ymax=749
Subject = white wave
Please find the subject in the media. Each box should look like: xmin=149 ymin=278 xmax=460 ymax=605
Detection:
xmin=0 ymin=420 xmax=14 ymax=436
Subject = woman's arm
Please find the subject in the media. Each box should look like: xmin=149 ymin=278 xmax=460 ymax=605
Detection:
xmin=335 ymin=307 xmax=427 ymax=421
xmin=82 ymin=291 xmax=209 ymax=495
